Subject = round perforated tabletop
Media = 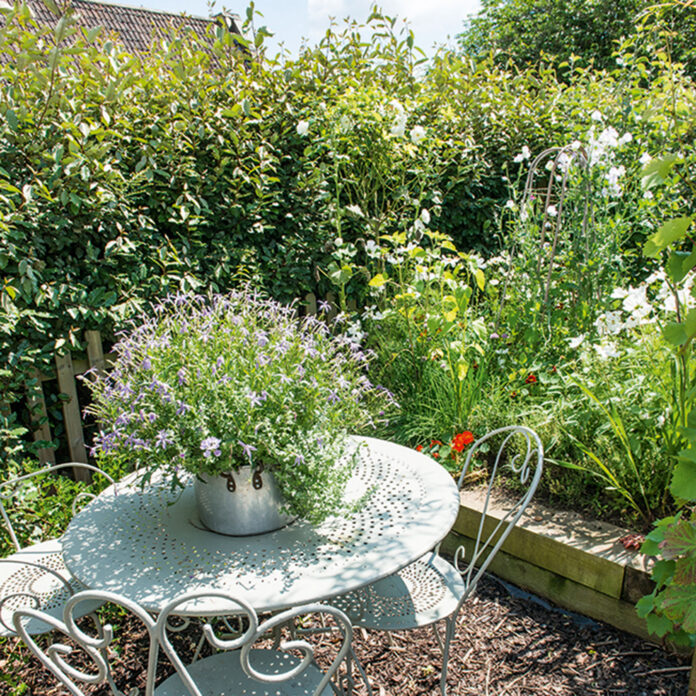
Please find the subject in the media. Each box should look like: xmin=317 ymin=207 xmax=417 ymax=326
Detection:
xmin=62 ymin=436 xmax=459 ymax=616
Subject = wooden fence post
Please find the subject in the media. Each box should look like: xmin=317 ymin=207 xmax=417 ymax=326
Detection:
xmin=55 ymin=351 xmax=90 ymax=482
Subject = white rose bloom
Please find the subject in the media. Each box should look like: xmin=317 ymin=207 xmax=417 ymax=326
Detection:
xmin=420 ymin=208 xmax=431 ymax=225
xmin=546 ymin=205 xmax=558 ymax=217
xmin=639 ymin=152 xmax=652 ymax=166
xmin=567 ymin=335 xmax=585 ymax=349
xmin=505 ymin=199 xmax=516 ymax=210
xmin=591 ymin=110 xmax=603 ymax=121
xmin=618 ymin=132 xmax=633 ymax=146
xmin=643 ymin=191 xmax=654 ymax=200
xmin=296 ymin=120 xmax=309 ymax=136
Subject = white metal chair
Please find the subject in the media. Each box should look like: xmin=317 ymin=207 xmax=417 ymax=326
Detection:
xmin=12 ymin=588 xmax=359 ymax=696
xmin=331 ymin=425 xmax=544 ymax=695
xmin=0 ymin=462 xmax=115 ymax=636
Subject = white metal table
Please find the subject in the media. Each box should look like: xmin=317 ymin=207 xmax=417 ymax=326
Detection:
xmin=61 ymin=436 xmax=460 ymax=616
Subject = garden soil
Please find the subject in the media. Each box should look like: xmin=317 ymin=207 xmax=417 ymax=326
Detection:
xmin=0 ymin=574 xmax=689 ymax=695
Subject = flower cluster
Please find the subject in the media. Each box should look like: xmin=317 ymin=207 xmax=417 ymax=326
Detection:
xmin=86 ymin=289 xmax=396 ymax=523
xmin=416 ymin=430 xmax=475 ymax=466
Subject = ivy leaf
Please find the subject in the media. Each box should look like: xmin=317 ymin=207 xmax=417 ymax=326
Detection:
xmin=643 ymin=216 xmax=693 ymax=258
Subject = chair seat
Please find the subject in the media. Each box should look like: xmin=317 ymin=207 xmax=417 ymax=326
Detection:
xmin=331 ymin=553 xmax=466 ymax=631
xmin=155 ymin=648 xmax=334 ymax=696
xmin=0 ymin=539 xmax=100 ymax=637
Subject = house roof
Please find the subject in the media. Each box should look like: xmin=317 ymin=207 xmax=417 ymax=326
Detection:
xmin=17 ymin=0 xmax=243 ymax=53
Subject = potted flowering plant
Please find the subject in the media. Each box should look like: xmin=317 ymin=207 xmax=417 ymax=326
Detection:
xmin=86 ymin=289 xmax=393 ymax=533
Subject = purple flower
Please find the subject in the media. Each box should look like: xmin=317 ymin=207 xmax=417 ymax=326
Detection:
xmin=318 ymin=300 xmax=331 ymax=314
xmin=327 ymin=390 xmax=340 ymax=403
xmin=176 ymin=401 xmax=191 ymax=415
xmin=297 ymin=365 xmax=305 ymax=378
xmin=238 ymin=440 xmax=257 ymax=464
xmin=200 ymin=436 xmax=222 ymax=458
xmin=142 ymin=357 xmax=152 ymax=370
xmin=256 ymin=331 xmax=269 ymax=348
xmin=247 ymin=390 xmax=263 ymax=408
xmin=177 ymin=368 xmax=187 ymax=385
xmin=295 ymin=453 xmax=305 ymax=465
xmin=155 ymin=430 xmax=174 ymax=450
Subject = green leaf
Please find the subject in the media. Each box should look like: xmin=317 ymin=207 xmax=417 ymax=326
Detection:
xmin=644 ymin=217 xmax=693 ymax=258
xmin=661 ymin=519 xmax=696 ymax=561
xmin=635 ymin=594 xmax=655 ymax=617
xmin=641 ymin=154 xmax=678 ymax=190
xmin=685 ymin=309 xmax=696 ymax=341
xmin=670 ymin=460 xmax=696 ymax=501
xmin=368 ymin=273 xmax=389 ymax=288
xmin=651 ymin=559 xmax=676 ymax=587
xmin=660 ymin=583 xmax=696 ymax=632
xmin=5 ymin=109 xmax=18 ymax=131
xmin=644 ymin=611 xmax=674 ymax=637
xmin=666 ymin=249 xmax=695 ymax=284
xmin=475 ymin=268 xmax=485 ymax=291
xmin=662 ymin=322 xmax=687 ymax=347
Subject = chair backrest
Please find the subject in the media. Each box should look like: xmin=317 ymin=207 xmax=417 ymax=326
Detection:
xmin=12 ymin=589 xmax=160 ymax=696
xmin=454 ymin=425 xmax=543 ymax=604
xmin=157 ymin=593 xmax=354 ymax=696
xmin=13 ymin=589 xmax=354 ymax=696
xmin=0 ymin=463 xmax=115 ymax=552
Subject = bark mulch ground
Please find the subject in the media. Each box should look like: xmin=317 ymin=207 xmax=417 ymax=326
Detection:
xmin=0 ymin=574 xmax=690 ymax=696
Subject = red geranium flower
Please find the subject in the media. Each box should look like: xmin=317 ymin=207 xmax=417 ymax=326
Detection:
xmin=525 ymin=374 xmax=537 ymax=384
xmin=416 ymin=444 xmax=424 ymax=452
xmin=451 ymin=431 xmax=475 ymax=452
xmin=430 ymin=439 xmax=443 ymax=448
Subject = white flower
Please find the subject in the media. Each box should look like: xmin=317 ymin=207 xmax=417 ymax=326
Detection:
xmin=622 ymin=285 xmax=648 ymax=314
xmin=595 ymin=311 xmax=623 ymax=335
xmin=546 ymin=205 xmax=558 ymax=217
xmin=639 ymin=152 xmax=652 ymax=166
xmin=594 ymin=341 xmax=621 ymax=359
xmin=296 ymin=120 xmax=309 ymax=136
xmin=420 ymin=208 xmax=431 ymax=225
xmin=545 ymin=160 xmax=555 ymax=171
xmin=605 ymin=165 xmax=626 ymax=197
xmin=390 ymin=99 xmax=407 ymax=137
xmin=344 ymin=204 xmax=364 ymax=217
xmin=591 ymin=110 xmax=603 ymax=122
xmin=643 ymin=190 xmax=654 ymax=200
xmin=567 ymin=335 xmax=585 ymax=349
xmin=505 ymin=199 xmax=516 ymax=210
xmin=364 ymin=240 xmax=380 ymax=258
xmin=611 ymin=287 xmax=628 ymax=299
xmin=339 ymin=113 xmax=353 ymax=133
xmin=618 ymin=132 xmax=633 ymax=146
xmin=571 ymin=140 xmax=582 ymax=151
xmin=513 ymin=145 xmax=531 ymax=163
xmin=410 ymin=125 xmax=426 ymax=145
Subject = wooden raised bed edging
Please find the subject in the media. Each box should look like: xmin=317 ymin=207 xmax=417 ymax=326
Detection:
xmin=441 ymin=489 xmax=657 ymax=643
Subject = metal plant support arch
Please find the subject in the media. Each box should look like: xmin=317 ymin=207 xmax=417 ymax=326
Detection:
xmin=497 ymin=144 xmax=602 ymax=329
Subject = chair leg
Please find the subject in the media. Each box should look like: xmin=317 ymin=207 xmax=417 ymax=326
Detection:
xmin=438 ymin=615 xmax=456 ymax=696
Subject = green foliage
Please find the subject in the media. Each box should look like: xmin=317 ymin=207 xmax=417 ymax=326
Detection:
xmin=458 ymin=0 xmax=696 ymax=76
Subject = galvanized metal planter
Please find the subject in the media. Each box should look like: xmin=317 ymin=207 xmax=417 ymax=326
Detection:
xmin=193 ymin=465 xmax=295 ymax=536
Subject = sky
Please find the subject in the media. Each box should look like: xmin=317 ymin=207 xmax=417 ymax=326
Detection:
xmin=122 ymin=0 xmax=483 ymax=56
